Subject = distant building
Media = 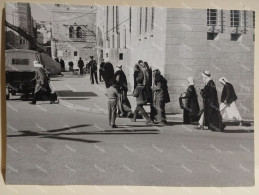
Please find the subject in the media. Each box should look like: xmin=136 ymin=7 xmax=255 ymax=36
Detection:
xmin=5 ymin=2 xmax=33 ymax=49
xmin=96 ymin=7 xmax=255 ymax=119
xmin=51 ymin=4 xmax=97 ymax=69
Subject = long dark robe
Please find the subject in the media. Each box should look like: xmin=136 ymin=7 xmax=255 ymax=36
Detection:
xmin=201 ymin=80 xmax=223 ymax=131
xmin=114 ymin=70 xmax=132 ymax=117
xmin=182 ymin=85 xmax=200 ymax=124
xmin=102 ymin=62 xmax=114 ymax=88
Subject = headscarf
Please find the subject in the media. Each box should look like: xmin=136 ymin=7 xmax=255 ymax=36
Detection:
xmin=33 ymin=61 xmax=43 ymax=68
xmin=219 ymin=77 xmax=229 ymax=85
xmin=187 ymin=77 xmax=194 ymax=86
xmin=202 ymin=70 xmax=211 ymax=84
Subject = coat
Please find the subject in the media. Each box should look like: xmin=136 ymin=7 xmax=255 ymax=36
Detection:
xmin=183 ymin=85 xmax=200 ymax=123
xmin=34 ymin=67 xmax=49 ymax=94
xmin=133 ymin=84 xmax=147 ymax=105
xmin=114 ymin=70 xmax=128 ymax=92
xmin=201 ymin=80 xmax=223 ymax=131
xmin=220 ymin=82 xmax=237 ymax=105
xmin=103 ymin=62 xmax=114 ymax=88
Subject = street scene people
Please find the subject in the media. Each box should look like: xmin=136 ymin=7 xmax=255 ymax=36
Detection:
xmin=132 ymin=78 xmax=152 ymax=124
xmin=107 ymin=80 xmax=119 ymax=128
xmin=99 ymin=59 xmax=105 ymax=82
xmin=197 ymin=71 xmax=224 ymax=131
xmin=102 ymin=62 xmax=115 ymax=88
xmin=77 ymin=57 xmax=84 ymax=75
xmin=30 ymin=61 xmax=55 ymax=105
xmin=219 ymin=77 xmax=243 ymax=126
xmin=179 ymin=77 xmax=200 ymax=124
xmin=114 ymin=65 xmax=133 ymax=118
xmin=89 ymin=56 xmax=98 ymax=84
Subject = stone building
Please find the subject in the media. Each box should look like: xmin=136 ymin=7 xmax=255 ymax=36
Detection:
xmin=51 ymin=4 xmax=97 ymax=69
xmin=96 ymin=7 xmax=254 ymax=119
xmin=5 ymin=2 xmax=33 ymax=49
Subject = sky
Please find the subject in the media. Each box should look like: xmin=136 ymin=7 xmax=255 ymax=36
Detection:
xmin=30 ymin=3 xmax=53 ymax=22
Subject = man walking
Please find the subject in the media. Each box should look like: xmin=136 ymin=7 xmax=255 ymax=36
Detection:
xmin=114 ymin=65 xmax=133 ymax=118
xmin=30 ymin=61 xmax=54 ymax=105
xmin=77 ymin=57 xmax=84 ymax=75
xmin=89 ymin=56 xmax=98 ymax=84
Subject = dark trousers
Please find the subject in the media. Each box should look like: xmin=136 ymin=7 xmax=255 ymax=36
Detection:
xmin=32 ymin=87 xmax=54 ymax=104
xmin=133 ymin=105 xmax=151 ymax=122
xmin=90 ymin=71 xmax=98 ymax=84
xmin=154 ymin=98 xmax=166 ymax=122
xmin=99 ymin=70 xmax=103 ymax=82
xmin=79 ymin=67 xmax=83 ymax=75
xmin=108 ymin=100 xmax=117 ymax=125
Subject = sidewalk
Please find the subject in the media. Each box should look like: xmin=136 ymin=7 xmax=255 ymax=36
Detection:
xmin=49 ymin=74 xmax=183 ymax=120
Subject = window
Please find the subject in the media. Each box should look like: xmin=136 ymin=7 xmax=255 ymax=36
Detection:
xmin=151 ymin=7 xmax=154 ymax=30
xmin=207 ymin=32 xmax=218 ymax=40
xmin=106 ymin=53 xmax=108 ymax=58
xmin=139 ymin=7 xmax=142 ymax=35
xmin=145 ymin=7 xmax=148 ymax=32
xmin=76 ymin=26 xmax=82 ymax=38
xmin=69 ymin=26 xmax=74 ymax=38
xmin=113 ymin=6 xmax=115 ymax=32
xmin=119 ymin=53 xmax=123 ymax=60
xmin=106 ymin=6 xmax=109 ymax=40
xmin=207 ymin=9 xmax=217 ymax=26
xmin=231 ymin=33 xmax=241 ymax=41
xmin=12 ymin=58 xmax=29 ymax=65
xmin=129 ymin=7 xmax=132 ymax=33
xmin=253 ymin=11 xmax=255 ymax=29
xmin=230 ymin=10 xmax=240 ymax=27
xmin=74 ymin=51 xmax=78 ymax=56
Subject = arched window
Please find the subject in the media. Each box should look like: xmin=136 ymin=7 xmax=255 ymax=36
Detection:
xmin=76 ymin=26 xmax=82 ymax=38
xmin=69 ymin=26 xmax=74 ymax=38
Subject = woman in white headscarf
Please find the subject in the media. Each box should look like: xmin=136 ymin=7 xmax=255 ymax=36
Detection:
xmin=180 ymin=77 xmax=200 ymax=124
xmin=219 ymin=77 xmax=243 ymax=126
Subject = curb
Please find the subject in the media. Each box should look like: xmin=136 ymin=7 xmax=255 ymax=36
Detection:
xmin=58 ymin=98 xmax=108 ymax=114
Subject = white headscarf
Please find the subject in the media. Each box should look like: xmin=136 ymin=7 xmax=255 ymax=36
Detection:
xmin=33 ymin=61 xmax=43 ymax=68
xmin=187 ymin=77 xmax=194 ymax=86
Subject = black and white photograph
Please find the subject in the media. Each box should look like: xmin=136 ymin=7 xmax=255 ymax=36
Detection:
xmin=4 ymin=2 xmax=254 ymax=186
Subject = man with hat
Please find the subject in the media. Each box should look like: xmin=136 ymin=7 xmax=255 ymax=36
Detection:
xmin=88 ymin=56 xmax=98 ymax=84
xmin=114 ymin=64 xmax=133 ymax=118
xmin=197 ymin=70 xmax=224 ymax=131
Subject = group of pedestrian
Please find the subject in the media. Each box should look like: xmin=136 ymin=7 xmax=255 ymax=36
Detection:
xmin=106 ymin=60 xmax=170 ymax=128
xmin=179 ymin=70 xmax=243 ymax=132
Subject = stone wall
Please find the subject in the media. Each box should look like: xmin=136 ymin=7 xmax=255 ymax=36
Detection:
xmin=164 ymin=8 xmax=254 ymax=119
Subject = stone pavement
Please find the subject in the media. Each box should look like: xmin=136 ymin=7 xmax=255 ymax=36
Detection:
xmin=49 ymin=74 xmax=183 ymax=120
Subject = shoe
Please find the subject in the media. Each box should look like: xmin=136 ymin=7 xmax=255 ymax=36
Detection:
xmin=195 ymin=125 xmax=204 ymax=130
xmin=111 ymin=124 xmax=118 ymax=128
xmin=146 ymin=121 xmax=153 ymax=125
xmin=29 ymin=102 xmax=36 ymax=105
xmin=50 ymin=101 xmax=55 ymax=104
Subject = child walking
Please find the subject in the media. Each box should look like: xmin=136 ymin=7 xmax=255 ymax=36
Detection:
xmin=107 ymin=80 xmax=119 ymax=128
xmin=132 ymin=79 xmax=152 ymax=124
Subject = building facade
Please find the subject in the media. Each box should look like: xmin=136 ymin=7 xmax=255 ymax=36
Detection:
xmin=51 ymin=4 xmax=97 ymax=69
xmin=5 ymin=2 xmax=33 ymax=49
xmin=96 ymin=7 xmax=254 ymax=119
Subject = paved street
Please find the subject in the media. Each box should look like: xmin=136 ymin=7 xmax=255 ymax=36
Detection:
xmin=5 ymin=85 xmax=254 ymax=186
